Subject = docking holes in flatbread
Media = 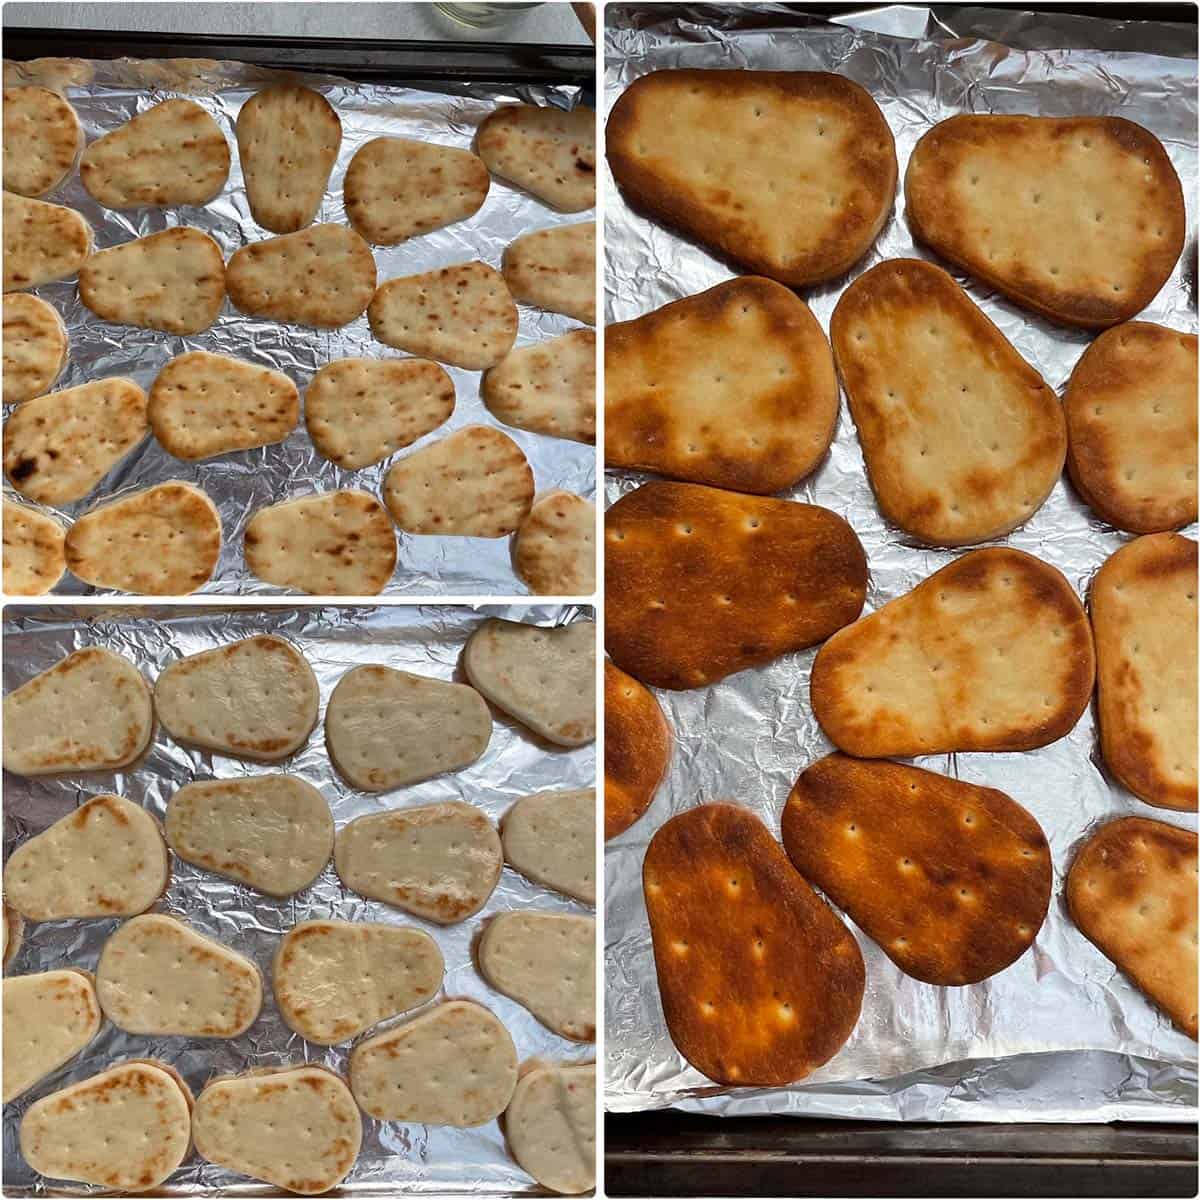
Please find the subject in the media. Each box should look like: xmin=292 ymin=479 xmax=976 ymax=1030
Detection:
xmin=783 ymin=755 xmax=1052 ymax=984
xmin=226 ymin=224 xmax=376 ymax=328
xmin=243 ymin=490 xmax=396 ymax=595
xmin=1091 ymin=533 xmax=1197 ymax=810
xmin=463 ymin=618 xmax=596 ymax=746
xmin=606 ymin=276 xmax=837 ymax=494
xmin=607 ymin=70 xmax=895 ymax=285
xmin=3 ymin=969 xmax=102 ymax=1102
xmin=166 ymin=776 xmax=333 ymax=896
xmin=154 ymin=634 xmax=319 ymax=763
xmin=905 ymin=115 xmax=1185 ymax=328
xmin=273 ymin=919 xmax=443 ymax=1045
xmin=477 ymin=104 xmax=595 ymax=212
xmin=344 ymin=136 xmax=489 ymax=245
xmin=483 ymin=328 xmax=596 ymax=443
xmin=326 ymin=664 xmax=491 ymax=791
xmin=503 ymin=222 xmax=595 ymax=323
xmin=3 ymin=191 xmax=92 ymax=291
xmin=1065 ymin=322 xmax=1198 ymax=533
xmin=368 ymin=261 xmax=518 ymax=369
xmin=605 ymin=481 xmax=867 ymax=689
xmin=78 ymin=227 xmax=225 ymax=334
xmin=478 ymin=911 xmax=595 ymax=1040
xmin=65 ymin=481 xmax=222 ymax=594
xmin=149 ymin=351 xmax=299 ymax=460
xmin=644 ymin=803 xmax=864 ymax=1086
xmin=236 ymin=84 xmax=341 ymax=233
xmin=96 ymin=913 xmax=262 ymax=1037
xmin=502 ymin=789 xmax=596 ymax=905
xmin=305 ymin=357 xmax=454 ymax=470
xmin=514 ymin=490 xmax=596 ymax=596
xmin=3 ymin=86 xmax=82 ymax=196
xmin=382 ymin=425 xmax=534 ymax=538
xmin=604 ymin=660 xmax=671 ymax=840
xmin=81 ymin=99 xmax=230 ymax=207
xmin=350 ymin=999 xmax=517 ymax=1125
xmin=334 ymin=802 xmax=501 ymax=922
xmin=1067 ymin=817 xmax=1197 ymax=1038
xmin=3 ymin=647 xmax=152 ymax=775
xmin=4 ymin=794 xmax=167 ymax=921
xmin=4 ymin=377 xmax=149 ymax=505
xmin=3 ymin=501 xmax=66 ymax=595
xmin=831 ymin=259 xmax=1066 ymax=545
xmin=504 ymin=1062 xmax=596 ymax=1195
xmin=3 ymin=292 xmax=67 ymax=402
xmin=192 ymin=1066 xmax=362 ymax=1194
xmin=19 ymin=1060 xmax=192 ymax=1191
xmin=811 ymin=547 xmax=1095 ymax=757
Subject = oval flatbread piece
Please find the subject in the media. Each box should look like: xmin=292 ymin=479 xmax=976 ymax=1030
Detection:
xmin=19 ymin=1060 xmax=192 ymax=1192
xmin=382 ymin=425 xmax=534 ymax=538
xmin=335 ymin=802 xmax=501 ymax=922
xmin=3 ymin=501 xmax=66 ymax=595
xmin=227 ymin=225 xmax=376 ymax=328
xmin=345 ymin=136 xmax=489 ymax=245
xmin=515 ymin=490 xmax=596 ymax=596
xmin=79 ymin=227 xmax=226 ymax=334
xmin=3 ymin=647 xmax=152 ymax=775
xmin=606 ymin=481 xmax=867 ymax=689
xmin=3 ymin=191 xmax=92 ymax=291
xmin=644 ymin=803 xmax=865 ymax=1086
xmin=96 ymin=913 xmax=262 ymax=1037
xmin=243 ymin=490 xmax=396 ymax=596
xmin=905 ymin=115 xmax=1185 ymax=328
xmin=604 ymin=660 xmax=670 ymax=840
xmin=502 ymin=789 xmax=596 ymax=904
xmin=3 ymin=968 xmax=102 ymax=1102
xmin=81 ymin=98 xmax=230 ymax=207
xmin=463 ymin=618 xmax=596 ymax=746
xmin=831 ymin=259 xmax=1066 ymax=545
xmin=65 ymin=480 xmax=222 ymax=594
xmin=326 ymin=666 xmax=491 ymax=792
xmin=3 ymin=292 xmax=67 ymax=403
xmin=236 ymin=84 xmax=342 ymax=233
xmin=5 ymin=377 xmax=149 ymax=505
xmin=484 ymin=328 xmax=596 ymax=443
xmin=273 ymin=919 xmax=444 ymax=1045
xmin=505 ymin=1062 xmax=595 ymax=1195
xmin=503 ymin=221 xmax=595 ymax=324
xmin=305 ymin=356 xmax=455 ymax=470
xmin=477 ymin=104 xmax=596 ymax=212
xmin=477 ymin=911 xmax=595 ymax=1040
xmin=1091 ymin=533 xmax=1197 ymax=811
xmin=812 ymin=547 xmax=1095 ymax=757
xmin=154 ymin=634 xmax=319 ymax=763
xmin=606 ymin=276 xmax=837 ymax=494
xmin=4 ymin=794 xmax=168 ymax=921
xmin=192 ymin=1066 xmax=361 ymax=1194
xmin=607 ymin=70 xmax=895 ymax=284
xmin=783 ymin=755 xmax=1053 ymax=985
xmin=149 ymin=351 xmax=299 ymax=460
xmin=1065 ymin=322 xmax=1198 ymax=533
xmin=166 ymin=775 xmax=332 ymax=896
xmin=1067 ymin=816 xmax=1197 ymax=1038
xmin=3 ymin=86 xmax=82 ymax=196
xmin=350 ymin=999 xmax=517 ymax=1125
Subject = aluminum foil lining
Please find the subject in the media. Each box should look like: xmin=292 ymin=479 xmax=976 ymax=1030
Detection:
xmin=2 ymin=603 xmax=596 ymax=1195
xmin=0 ymin=55 xmax=594 ymax=596
xmin=603 ymin=2 xmax=1198 ymax=1122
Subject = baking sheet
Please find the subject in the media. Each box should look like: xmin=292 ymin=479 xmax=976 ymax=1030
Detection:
xmin=603 ymin=2 xmax=1199 ymax=1122
xmin=1 ymin=603 xmax=596 ymax=1195
xmin=0 ymin=52 xmax=595 ymax=596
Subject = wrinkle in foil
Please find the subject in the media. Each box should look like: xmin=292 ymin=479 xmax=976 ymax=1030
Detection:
xmin=0 ymin=55 xmax=594 ymax=596
xmin=603 ymin=3 xmax=1198 ymax=1123
xmin=2 ymin=603 xmax=595 ymax=1195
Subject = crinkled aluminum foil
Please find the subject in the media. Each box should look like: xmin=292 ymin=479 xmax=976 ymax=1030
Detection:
xmin=603 ymin=3 xmax=1198 ymax=1122
xmin=2 ymin=603 xmax=596 ymax=1194
xmin=0 ymin=55 xmax=594 ymax=595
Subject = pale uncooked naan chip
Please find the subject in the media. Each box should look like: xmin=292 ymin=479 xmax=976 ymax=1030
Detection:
xmin=3 ymin=968 xmax=102 ymax=1102
xmin=502 ymin=789 xmax=596 ymax=905
xmin=505 ymin=1062 xmax=596 ymax=1195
